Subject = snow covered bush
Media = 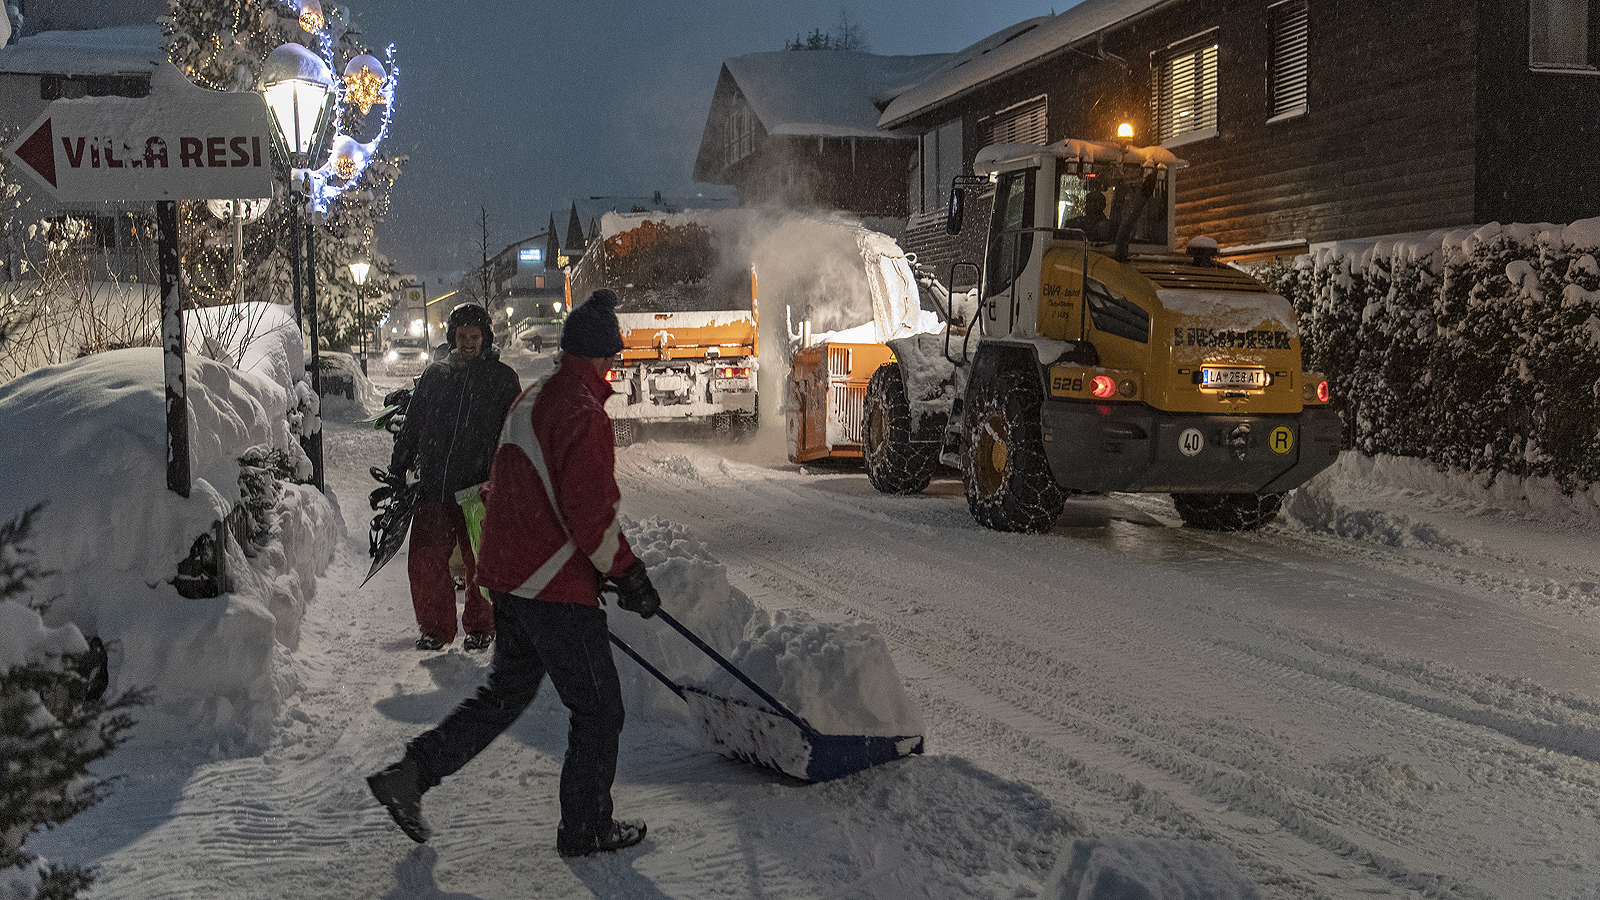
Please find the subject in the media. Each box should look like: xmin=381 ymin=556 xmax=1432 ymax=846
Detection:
xmin=1 ymin=506 xmax=141 ymax=900
xmin=0 ymin=348 xmax=337 ymax=753
xmin=1257 ymin=219 xmax=1600 ymax=491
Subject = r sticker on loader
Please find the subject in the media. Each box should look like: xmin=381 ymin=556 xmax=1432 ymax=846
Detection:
xmin=1270 ymin=426 xmax=1295 ymax=454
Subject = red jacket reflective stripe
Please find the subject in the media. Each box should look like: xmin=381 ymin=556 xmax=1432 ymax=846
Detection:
xmin=475 ymin=353 xmax=637 ymax=605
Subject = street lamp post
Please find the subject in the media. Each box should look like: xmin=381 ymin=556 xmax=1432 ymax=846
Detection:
xmin=349 ymin=260 xmax=371 ymax=374
xmin=262 ymin=42 xmax=336 ymax=490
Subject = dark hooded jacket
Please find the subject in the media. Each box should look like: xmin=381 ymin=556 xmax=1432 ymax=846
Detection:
xmin=391 ymin=347 xmax=521 ymax=503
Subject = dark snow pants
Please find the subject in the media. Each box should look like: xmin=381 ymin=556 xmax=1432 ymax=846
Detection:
xmin=406 ymin=592 xmax=625 ymax=837
xmin=406 ymin=496 xmax=493 ymax=642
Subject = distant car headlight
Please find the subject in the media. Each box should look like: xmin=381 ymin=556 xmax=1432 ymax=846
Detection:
xmin=387 ymin=350 xmax=399 ymax=361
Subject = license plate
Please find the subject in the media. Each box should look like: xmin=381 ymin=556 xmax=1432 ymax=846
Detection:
xmin=1200 ymin=367 xmax=1268 ymax=388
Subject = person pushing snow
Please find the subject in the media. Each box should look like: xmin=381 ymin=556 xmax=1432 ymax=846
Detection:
xmin=368 ymin=288 xmax=664 ymax=858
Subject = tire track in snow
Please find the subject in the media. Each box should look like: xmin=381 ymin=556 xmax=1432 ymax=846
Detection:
xmin=617 ymin=448 xmax=1500 ymax=898
xmin=618 ymin=443 xmax=1600 ymax=899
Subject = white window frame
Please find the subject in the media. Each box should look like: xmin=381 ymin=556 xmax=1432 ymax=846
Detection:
xmin=913 ymin=118 xmax=963 ymax=215
xmin=727 ymin=101 xmax=756 ymax=166
xmin=1267 ymin=0 xmax=1309 ymax=123
xmin=1152 ymin=28 xmax=1220 ymax=147
xmin=1530 ymin=0 xmax=1598 ymax=72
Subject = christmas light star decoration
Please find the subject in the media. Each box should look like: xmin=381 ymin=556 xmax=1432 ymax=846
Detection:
xmin=298 ymin=0 xmax=324 ymax=34
xmin=343 ymin=54 xmax=386 ymax=115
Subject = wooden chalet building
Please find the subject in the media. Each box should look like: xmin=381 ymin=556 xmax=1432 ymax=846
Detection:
xmin=877 ymin=0 xmax=1600 ymax=279
xmin=693 ymin=50 xmax=948 ymax=218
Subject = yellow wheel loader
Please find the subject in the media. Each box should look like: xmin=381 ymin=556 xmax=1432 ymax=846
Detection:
xmin=866 ymin=138 xmax=1340 ymax=532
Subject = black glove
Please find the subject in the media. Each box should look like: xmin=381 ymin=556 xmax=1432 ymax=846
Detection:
xmin=611 ymin=559 xmax=661 ymax=619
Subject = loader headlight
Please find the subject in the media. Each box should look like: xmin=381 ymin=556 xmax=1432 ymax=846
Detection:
xmin=387 ymin=350 xmax=398 ymax=361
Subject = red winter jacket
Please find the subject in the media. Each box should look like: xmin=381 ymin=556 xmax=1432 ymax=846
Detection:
xmin=475 ymin=353 xmax=638 ymax=605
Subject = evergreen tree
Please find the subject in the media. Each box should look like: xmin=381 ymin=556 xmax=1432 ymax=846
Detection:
xmin=0 ymin=506 xmax=142 ymax=900
xmin=163 ymin=1 xmax=404 ymax=357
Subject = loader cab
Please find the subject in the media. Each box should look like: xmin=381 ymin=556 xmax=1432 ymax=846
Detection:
xmin=965 ymin=140 xmax=1181 ymax=340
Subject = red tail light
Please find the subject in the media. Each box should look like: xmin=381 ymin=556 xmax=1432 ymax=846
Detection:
xmin=716 ymin=366 xmax=752 ymax=378
xmin=605 ymin=369 xmax=622 ymax=382
xmin=1316 ymin=380 xmax=1330 ymax=403
xmin=1090 ymin=375 xmax=1117 ymax=399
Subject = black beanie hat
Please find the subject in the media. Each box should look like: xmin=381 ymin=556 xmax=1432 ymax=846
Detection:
xmin=561 ymin=289 xmax=625 ymax=358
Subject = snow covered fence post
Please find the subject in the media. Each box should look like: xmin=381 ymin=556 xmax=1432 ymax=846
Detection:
xmin=157 ymin=199 xmax=191 ymax=497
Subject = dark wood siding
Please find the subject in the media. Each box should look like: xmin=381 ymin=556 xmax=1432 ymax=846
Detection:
xmin=900 ymin=0 xmax=1490 ymax=267
xmin=1171 ymin=0 xmax=1478 ymax=248
xmin=729 ymin=136 xmax=913 ymax=218
xmin=1475 ymin=0 xmax=1600 ymax=226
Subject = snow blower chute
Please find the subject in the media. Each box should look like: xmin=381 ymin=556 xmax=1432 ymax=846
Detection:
xmin=608 ymin=609 xmax=923 ymax=783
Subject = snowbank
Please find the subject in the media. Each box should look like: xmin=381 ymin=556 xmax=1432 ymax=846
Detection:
xmin=0 ymin=348 xmax=337 ymax=751
xmin=1043 ymin=836 xmax=1259 ymax=900
xmin=609 ymin=516 xmax=924 ymax=742
xmin=0 ymin=600 xmax=88 ymax=674
xmin=1287 ymin=450 xmax=1600 ymax=538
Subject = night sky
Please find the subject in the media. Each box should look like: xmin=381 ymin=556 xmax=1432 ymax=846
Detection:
xmin=352 ymin=1 xmax=1066 ymax=286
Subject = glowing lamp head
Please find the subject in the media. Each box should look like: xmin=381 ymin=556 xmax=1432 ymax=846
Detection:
xmin=261 ymin=43 xmax=336 ymax=162
xmin=1117 ymin=123 xmax=1135 ymax=141
xmin=1091 ymin=375 xmax=1118 ymax=399
xmin=348 ymin=261 xmax=371 ymax=285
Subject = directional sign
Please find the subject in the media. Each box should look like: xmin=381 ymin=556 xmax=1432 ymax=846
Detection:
xmin=4 ymin=87 xmax=274 ymax=201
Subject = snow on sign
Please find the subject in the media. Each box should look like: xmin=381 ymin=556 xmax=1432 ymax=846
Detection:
xmin=4 ymin=89 xmax=274 ymax=202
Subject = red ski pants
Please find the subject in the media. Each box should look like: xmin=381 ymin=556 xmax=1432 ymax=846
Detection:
xmin=406 ymin=496 xmax=493 ymax=641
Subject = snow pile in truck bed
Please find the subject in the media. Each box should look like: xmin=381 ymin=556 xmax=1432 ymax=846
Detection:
xmin=610 ymin=516 xmax=923 ymax=741
xmin=0 ymin=348 xmax=337 ymax=752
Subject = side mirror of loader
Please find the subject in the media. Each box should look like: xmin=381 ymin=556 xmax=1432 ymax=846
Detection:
xmin=946 ymin=186 xmax=965 ymax=235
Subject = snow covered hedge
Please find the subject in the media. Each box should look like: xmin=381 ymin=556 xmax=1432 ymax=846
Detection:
xmin=1254 ymin=220 xmax=1600 ymax=491
xmin=0 ymin=318 xmax=337 ymax=753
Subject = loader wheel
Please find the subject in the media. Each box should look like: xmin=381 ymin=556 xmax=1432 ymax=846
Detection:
xmin=961 ymin=363 xmax=1063 ymax=532
xmin=612 ymin=419 xmax=637 ymax=448
xmin=1172 ymin=492 xmax=1284 ymax=531
xmin=864 ymin=364 xmax=938 ymax=495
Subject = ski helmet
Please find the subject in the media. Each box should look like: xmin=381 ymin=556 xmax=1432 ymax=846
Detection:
xmin=446 ymin=302 xmax=494 ymax=347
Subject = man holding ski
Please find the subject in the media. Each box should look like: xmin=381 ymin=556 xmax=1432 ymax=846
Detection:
xmin=389 ymin=303 xmax=521 ymax=651
xmin=368 ymin=288 xmax=663 ymax=858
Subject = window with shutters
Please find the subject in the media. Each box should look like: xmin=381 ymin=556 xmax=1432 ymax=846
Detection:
xmin=1152 ymin=30 xmax=1219 ymax=146
xmin=981 ymin=95 xmax=1048 ymax=147
xmin=1530 ymin=0 xmax=1598 ymax=70
xmin=1268 ymin=1 xmax=1308 ymax=121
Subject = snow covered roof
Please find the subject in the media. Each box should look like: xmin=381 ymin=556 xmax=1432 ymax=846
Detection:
xmin=721 ymin=50 xmax=951 ymax=139
xmin=973 ymin=139 xmax=1183 ymax=173
xmin=878 ymin=0 xmax=1169 ymax=129
xmin=0 ymin=25 xmax=165 ymax=76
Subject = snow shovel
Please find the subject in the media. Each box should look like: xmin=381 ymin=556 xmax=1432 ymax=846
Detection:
xmin=608 ymin=608 xmax=923 ymax=783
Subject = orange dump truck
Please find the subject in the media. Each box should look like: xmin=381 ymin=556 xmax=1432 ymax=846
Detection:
xmin=567 ymin=214 xmax=759 ymax=444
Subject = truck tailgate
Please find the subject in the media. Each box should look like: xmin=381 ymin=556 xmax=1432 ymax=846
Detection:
xmin=618 ymin=310 xmax=757 ymax=361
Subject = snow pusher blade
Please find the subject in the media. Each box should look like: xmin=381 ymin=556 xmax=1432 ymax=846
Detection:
xmin=608 ymin=609 xmax=923 ymax=783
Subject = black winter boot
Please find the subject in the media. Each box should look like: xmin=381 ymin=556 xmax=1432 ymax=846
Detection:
xmin=557 ymin=818 xmax=647 ymax=857
xmin=367 ymin=756 xmax=431 ymax=843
